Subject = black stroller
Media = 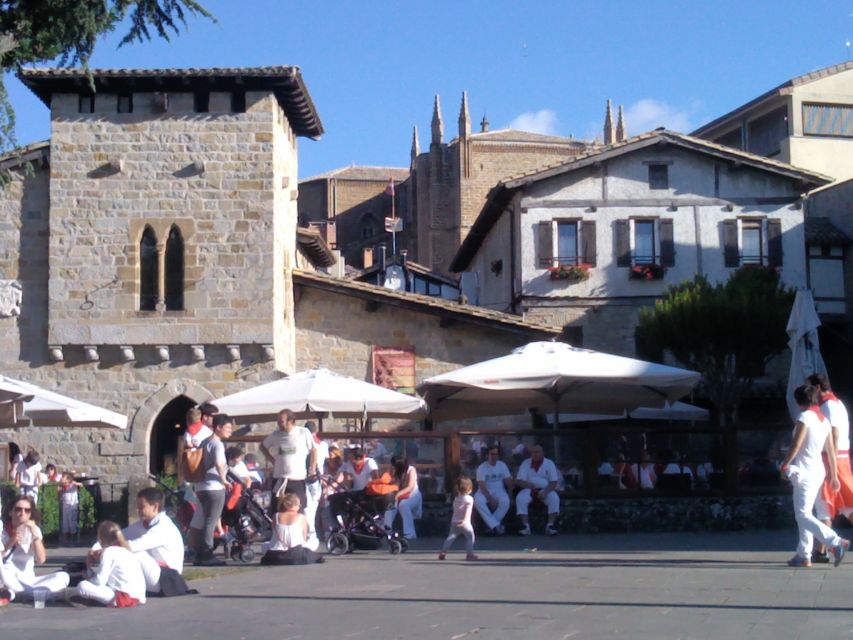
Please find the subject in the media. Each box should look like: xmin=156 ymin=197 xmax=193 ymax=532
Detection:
xmin=220 ymin=470 xmax=274 ymax=563
xmin=322 ymin=474 xmax=408 ymax=555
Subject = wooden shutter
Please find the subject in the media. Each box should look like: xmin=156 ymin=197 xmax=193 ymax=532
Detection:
xmin=659 ymin=219 xmax=675 ymax=267
xmin=537 ymin=221 xmax=553 ymax=268
xmin=722 ymin=219 xmax=739 ymax=267
xmin=581 ymin=221 xmax=597 ymax=267
xmin=767 ymin=218 xmax=783 ymax=267
xmin=615 ymin=219 xmax=631 ymax=267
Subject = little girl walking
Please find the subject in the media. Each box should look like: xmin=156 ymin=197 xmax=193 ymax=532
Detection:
xmin=75 ymin=521 xmax=146 ymax=607
xmin=438 ymin=477 xmax=478 ymax=561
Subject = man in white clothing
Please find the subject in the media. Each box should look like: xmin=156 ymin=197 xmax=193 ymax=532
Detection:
xmin=474 ymin=446 xmax=513 ymax=535
xmin=782 ymin=384 xmax=849 ymax=567
xmin=261 ymin=409 xmax=317 ymax=517
xmin=515 ymin=444 xmax=560 ymax=536
xmin=304 ymin=422 xmax=328 ymax=545
xmin=88 ymin=488 xmax=184 ymax=592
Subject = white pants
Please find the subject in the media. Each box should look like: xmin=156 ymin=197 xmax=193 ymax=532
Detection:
xmin=384 ymin=489 xmax=422 ymax=538
xmin=135 ymin=552 xmax=162 ymax=593
xmin=516 ymin=488 xmax=560 ymax=515
xmin=0 ymin=562 xmax=69 ymax=600
xmin=474 ymin=491 xmax=510 ymax=530
xmin=305 ymin=480 xmax=321 ymax=537
xmin=77 ymin=579 xmax=117 ymax=606
xmin=793 ymin=473 xmax=842 ymax=558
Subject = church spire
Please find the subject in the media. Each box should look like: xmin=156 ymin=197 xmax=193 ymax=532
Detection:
xmin=458 ymin=91 xmax=471 ymax=139
xmin=480 ymin=113 xmax=489 ymax=132
xmin=410 ymin=125 xmax=420 ymax=168
xmin=431 ymin=95 xmax=444 ymax=145
xmin=603 ymin=99 xmax=614 ymax=145
xmin=616 ymin=105 xmax=626 ymax=142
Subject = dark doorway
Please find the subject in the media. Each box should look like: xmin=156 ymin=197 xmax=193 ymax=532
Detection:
xmin=149 ymin=395 xmax=197 ymax=476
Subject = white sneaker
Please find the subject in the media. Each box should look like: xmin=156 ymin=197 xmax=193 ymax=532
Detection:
xmin=519 ymin=525 xmax=531 ymax=536
xmin=546 ymin=524 xmax=558 ymax=536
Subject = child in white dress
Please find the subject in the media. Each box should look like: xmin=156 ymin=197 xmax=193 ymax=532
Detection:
xmin=438 ymin=477 xmax=478 ymax=561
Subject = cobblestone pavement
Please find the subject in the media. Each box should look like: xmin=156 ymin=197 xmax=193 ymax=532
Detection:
xmin=3 ymin=529 xmax=853 ymax=639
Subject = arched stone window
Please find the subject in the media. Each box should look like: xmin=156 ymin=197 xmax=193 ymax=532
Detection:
xmin=139 ymin=226 xmax=159 ymax=311
xmin=360 ymin=212 xmax=377 ymax=240
xmin=165 ymin=225 xmax=184 ymax=311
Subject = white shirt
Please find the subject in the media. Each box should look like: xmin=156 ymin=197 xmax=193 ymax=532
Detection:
xmin=342 ymin=457 xmax=379 ymax=491
xmin=183 ymin=425 xmax=213 ymax=449
xmin=662 ymin=463 xmax=693 ymax=477
xmin=60 ymin=484 xmax=79 ymax=507
xmin=475 ymin=460 xmax=511 ymax=496
xmin=263 ymin=427 xmax=315 ymax=480
xmin=313 ymin=439 xmax=329 ymax=478
xmin=92 ymin=512 xmax=185 ymax=574
xmin=792 ymin=409 xmax=832 ymax=479
xmin=270 ymin=520 xmax=306 ymax=551
xmin=18 ymin=462 xmax=41 ymax=487
xmin=451 ymin=494 xmax=474 ymax=526
xmin=516 ymin=457 xmax=560 ymax=489
xmin=92 ymin=546 xmax=146 ymax=603
xmin=1 ymin=523 xmax=43 ymax=579
xmin=822 ymin=397 xmax=851 ymax=452
xmin=229 ymin=460 xmax=252 ymax=483
xmin=9 ymin=453 xmax=23 ymax=481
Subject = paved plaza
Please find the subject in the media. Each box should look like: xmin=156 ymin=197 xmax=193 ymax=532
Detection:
xmin=3 ymin=529 xmax=853 ymax=639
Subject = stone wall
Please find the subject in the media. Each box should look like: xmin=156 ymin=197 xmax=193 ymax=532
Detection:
xmin=47 ymin=89 xmax=297 ymax=358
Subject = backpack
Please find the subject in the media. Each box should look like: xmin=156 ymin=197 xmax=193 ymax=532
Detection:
xmin=183 ymin=445 xmax=206 ymax=483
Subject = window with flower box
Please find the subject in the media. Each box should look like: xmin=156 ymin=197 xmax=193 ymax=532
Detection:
xmin=615 ymin=217 xmax=674 ymax=278
xmin=537 ymin=219 xmax=596 ymax=268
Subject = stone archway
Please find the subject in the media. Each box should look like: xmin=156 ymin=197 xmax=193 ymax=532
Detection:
xmin=128 ymin=378 xmax=214 ymax=472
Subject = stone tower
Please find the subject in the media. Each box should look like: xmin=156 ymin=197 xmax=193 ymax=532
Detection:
xmin=604 ymin=99 xmax=615 ymax=145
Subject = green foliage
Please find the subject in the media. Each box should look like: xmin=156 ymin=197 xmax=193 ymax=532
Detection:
xmin=0 ymin=1 xmax=213 ymax=154
xmin=638 ymin=266 xmax=795 ymax=425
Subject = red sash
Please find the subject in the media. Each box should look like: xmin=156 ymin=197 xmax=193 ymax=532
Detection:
xmin=186 ymin=421 xmax=203 ymax=437
xmin=352 ymin=461 xmax=366 ymax=476
xmin=110 ymin=591 xmax=140 ymax=608
xmin=531 ymin=459 xmax=544 ymax=472
xmin=822 ymin=391 xmax=840 ymax=403
xmin=808 ymin=406 xmax=826 ymax=422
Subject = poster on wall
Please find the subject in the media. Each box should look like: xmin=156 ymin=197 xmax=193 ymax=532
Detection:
xmin=372 ymin=346 xmax=416 ymax=395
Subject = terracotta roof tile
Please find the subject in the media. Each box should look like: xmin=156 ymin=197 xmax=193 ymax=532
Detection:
xmin=805 ymin=217 xmax=851 ymax=246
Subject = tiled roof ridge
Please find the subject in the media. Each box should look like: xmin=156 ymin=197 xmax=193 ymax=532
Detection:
xmin=301 ymin=165 xmax=410 ymax=183
xmin=293 ymin=269 xmax=561 ymax=336
xmin=19 ymin=65 xmax=301 ymax=77
xmin=501 ymin=129 xmax=833 ymax=186
xmin=0 ymin=139 xmax=50 ymax=169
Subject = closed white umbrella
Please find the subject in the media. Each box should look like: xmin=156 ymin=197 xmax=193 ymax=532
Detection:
xmin=0 ymin=375 xmax=127 ymax=429
xmin=419 ymin=342 xmax=701 ymax=423
xmin=212 ymin=368 xmax=427 ymax=425
xmin=786 ymin=289 xmax=827 ymax=420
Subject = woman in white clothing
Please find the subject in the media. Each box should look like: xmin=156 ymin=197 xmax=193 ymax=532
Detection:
xmin=260 ymin=494 xmax=323 ymax=565
xmin=76 ymin=521 xmax=146 ymax=607
xmin=0 ymin=495 xmax=70 ymax=604
xmin=384 ymin=456 xmax=421 ymax=540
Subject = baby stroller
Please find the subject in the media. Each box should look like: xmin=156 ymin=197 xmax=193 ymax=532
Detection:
xmin=322 ymin=474 xmax=408 ymax=555
xmin=149 ymin=474 xmax=196 ymax=535
xmin=220 ymin=470 xmax=274 ymax=563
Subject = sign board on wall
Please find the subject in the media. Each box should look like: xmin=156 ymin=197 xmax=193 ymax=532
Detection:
xmin=372 ymin=346 xmax=416 ymax=395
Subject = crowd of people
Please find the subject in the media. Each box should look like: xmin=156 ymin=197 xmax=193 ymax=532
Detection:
xmin=3 ymin=371 xmax=853 ymax=609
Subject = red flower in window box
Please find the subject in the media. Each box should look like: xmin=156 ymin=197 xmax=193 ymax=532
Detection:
xmin=629 ymin=263 xmax=666 ymax=281
xmin=547 ymin=263 xmax=592 ymax=282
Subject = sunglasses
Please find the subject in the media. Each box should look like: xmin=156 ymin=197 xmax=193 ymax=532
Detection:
xmin=14 ymin=506 xmax=32 ymax=514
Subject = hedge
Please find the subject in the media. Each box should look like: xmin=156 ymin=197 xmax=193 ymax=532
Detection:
xmin=1 ymin=481 xmax=96 ymax=537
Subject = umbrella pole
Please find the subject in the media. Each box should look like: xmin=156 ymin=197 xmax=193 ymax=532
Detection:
xmin=553 ymin=398 xmax=561 ymax=463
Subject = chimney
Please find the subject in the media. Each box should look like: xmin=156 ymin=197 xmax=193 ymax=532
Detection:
xmin=363 ymin=247 xmax=374 ymax=269
xmin=378 ymin=243 xmax=387 ymax=272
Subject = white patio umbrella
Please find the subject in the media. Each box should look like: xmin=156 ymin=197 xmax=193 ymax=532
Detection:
xmin=559 ymin=401 xmax=709 ymax=424
xmin=0 ymin=377 xmax=34 ymax=426
xmin=0 ymin=374 xmax=127 ymax=429
xmin=786 ymin=289 xmax=827 ymax=421
xmin=212 ymin=368 xmax=427 ymax=426
xmin=419 ymin=341 xmax=701 ymax=424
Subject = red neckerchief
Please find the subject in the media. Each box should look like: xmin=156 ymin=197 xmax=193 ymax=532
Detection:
xmin=822 ymin=391 xmax=840 ymax=403
xmin=531 ymin=459 xmax=544 ymax=472
xmin=352 ymin=460 xmax=366 ymax=475
xmin=808 ymin=405 xmax=826 ymax=422
xmin=186 ymin=421 xmax=203 ymax=437
xmin=313 ymin=434 xmax=322 ymax=445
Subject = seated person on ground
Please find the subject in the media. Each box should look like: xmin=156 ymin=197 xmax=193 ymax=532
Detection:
xmin=515 ymin=445 xmax=560 ymax=536
xmin=76 ymin=521 xmax=146 ymax=608
xmin=261 ymin=494 xmax=324 ymax=565
xmin=88 ymin=487 xmax=184 ymax=593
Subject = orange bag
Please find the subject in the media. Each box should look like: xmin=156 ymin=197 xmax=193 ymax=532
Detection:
xmin=183 ymin=448 xmax=205 ymax=483
xmin=365 ymin=472 xmax=398 ymax=496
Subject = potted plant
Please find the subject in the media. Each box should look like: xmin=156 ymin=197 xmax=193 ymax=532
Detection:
xmin=547 ymin=263 xmax=592 ymax=282
xmin=629 ymin=263 xmax=666 ymax=281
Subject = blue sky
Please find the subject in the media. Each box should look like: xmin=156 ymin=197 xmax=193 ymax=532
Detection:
xmin=6 ymin=0 xmax=853 ymax=179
